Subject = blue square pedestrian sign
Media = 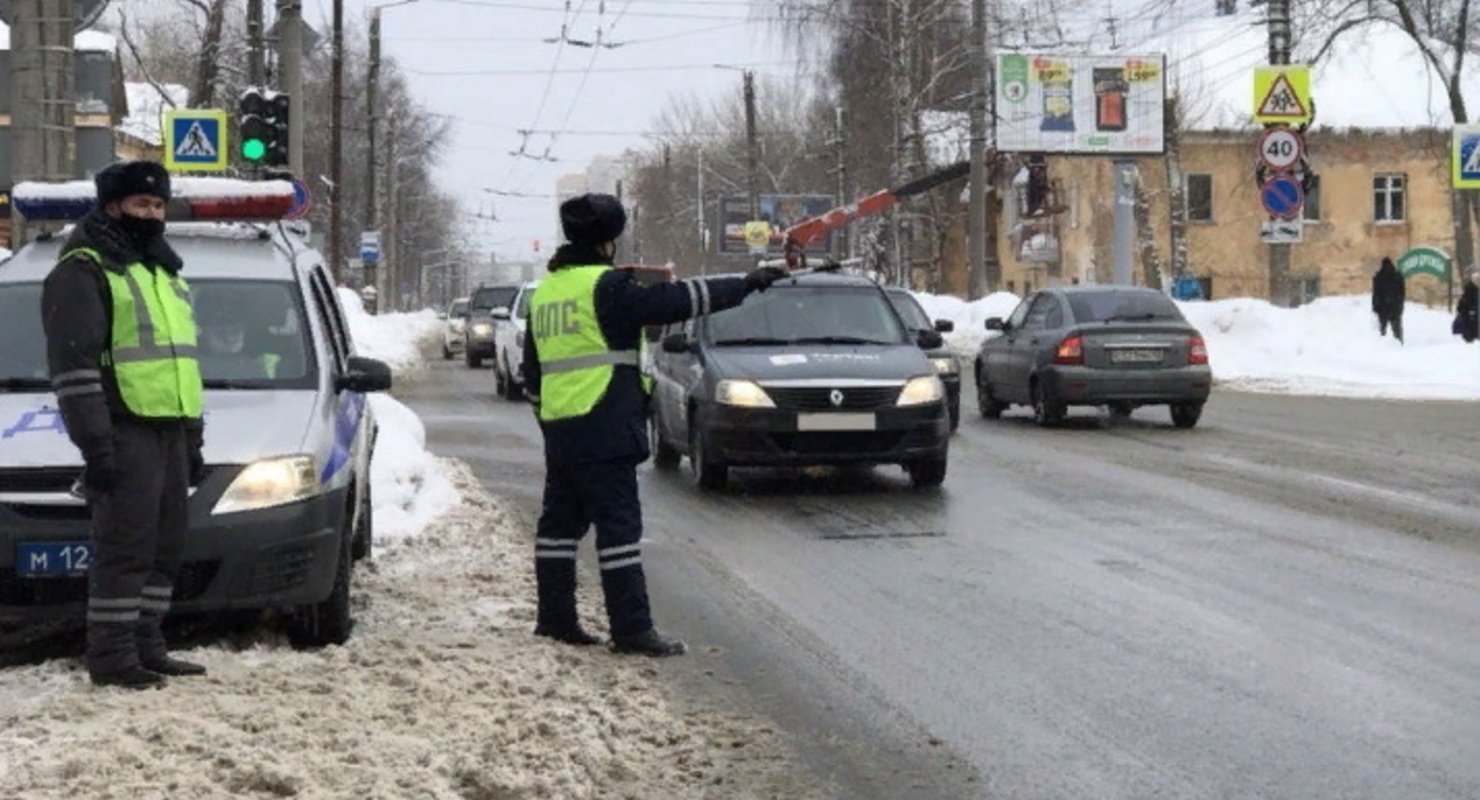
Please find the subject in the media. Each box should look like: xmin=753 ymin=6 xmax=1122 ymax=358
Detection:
xmin=163 ymin=109 xmax=229 ymax=173
xmin=1454 ymin=126 xmax=1480 ymax=189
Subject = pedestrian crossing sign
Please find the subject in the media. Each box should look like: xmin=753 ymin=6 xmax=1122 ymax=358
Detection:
xmin=163 ymin=109 xmax=229 ymax=173
xmin=1453 ymin=125 xmax=1480 ymax=189
xmin=1253 ymin=66 xmax=1312 ymax=124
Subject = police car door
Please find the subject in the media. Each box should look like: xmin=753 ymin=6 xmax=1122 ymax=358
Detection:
xmin=303 ymin=268 xmax=368 ymax=499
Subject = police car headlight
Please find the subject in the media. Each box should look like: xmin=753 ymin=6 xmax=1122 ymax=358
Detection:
xmin=930 ymin=356 xmax=959 ymax=375
xmin=897 ymin=375 xmax=945 ymax=406
xmin=715 ymin=379 xmax=775 ymax=408
xmin=471 ymin=323 xmax=493 ymax=337
xmin=212 ymin=455 xmax=319 ymax=515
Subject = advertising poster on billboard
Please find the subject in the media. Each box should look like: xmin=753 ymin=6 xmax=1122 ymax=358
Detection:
xmin=719 ymin=195 xmax=836 ymax=255
xmin=995 ymin=53 xmax=1166 ymax=154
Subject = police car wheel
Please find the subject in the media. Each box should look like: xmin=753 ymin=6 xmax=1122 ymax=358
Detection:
xmin=907 ymin=457 xmax=948 ymax=488
xmin=287 ymin=524 xmax=354 ymax=648
xmin=351 ymin=479 xmax=374 ymax=562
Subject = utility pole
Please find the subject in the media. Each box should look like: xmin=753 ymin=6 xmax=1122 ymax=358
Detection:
xmin=277 ymin=0 xmax=305 ymax=178
xmin=385 ymin=121 xmax=400 ymax=309
xmin=9 ymin=0 xmax=76 ymax=245
xmin=330 ymin=0 xmax=345 ymax=282
xmin=1267 ymin=0 xmax=1292 ymax=306
xmin=697 ymin=149 xmax=707 ymax=275
xmin=968 ymin=0 xmax=989 ymax=298
xmin=367 ymin=8 xmax=382 ymax=264
xmin=830 ymin=106 xmax=848 ymax=261
xmin=248 ymin=0 xmax=265 ymax=86
xmin=743 ymin=70 xmax=760 ymax=222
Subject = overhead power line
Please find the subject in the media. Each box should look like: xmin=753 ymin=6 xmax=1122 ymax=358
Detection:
xmin=405 ymin=60 xmax=805 ymax=77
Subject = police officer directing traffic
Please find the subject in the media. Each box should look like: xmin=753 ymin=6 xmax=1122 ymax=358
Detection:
xmin=522 ymin=193 xmax=786 ymax=656
xmin=40 ymin=161 xmax=207 ymax=688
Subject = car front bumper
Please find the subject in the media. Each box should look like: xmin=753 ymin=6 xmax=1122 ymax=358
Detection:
xmin=1042 ymin=365 xmax=1213 ymax=405
xmin=0 ymin=469 xmax=346 ymax=619
xmin=465 ymin=336 xmax=496 ymax=357
xmin=698 ymin=402 xmax=949 ymax=466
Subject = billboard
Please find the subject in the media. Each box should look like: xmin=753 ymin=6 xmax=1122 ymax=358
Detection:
xmin=995 ymin=53 xmax=1166 ymax=154
xmin=719 ymin=194 xmax=836 ymax=255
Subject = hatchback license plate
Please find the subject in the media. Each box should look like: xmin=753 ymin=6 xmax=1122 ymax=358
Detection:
xmin=1110 ymin=349 xmax=1164 ymax=364
xmin=16 ymin=542 xmax=92 ymax=577
xmin=797 ymin=413 xmax=877 ymax=431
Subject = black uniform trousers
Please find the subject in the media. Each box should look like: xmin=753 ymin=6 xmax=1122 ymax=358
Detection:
xmin=1379 ymin=312 xmax=1404 ymax=342
xmin=534 ymin=456 xmax=652 ymax=639
xmin=86 ymin=418 xmax=189 ymax=674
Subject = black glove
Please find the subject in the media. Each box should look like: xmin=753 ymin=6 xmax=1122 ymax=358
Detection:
xmin=82 ymin=455 xmax=120 ymax=494
xmin=745 ymin=266 xmax=790 ymax=293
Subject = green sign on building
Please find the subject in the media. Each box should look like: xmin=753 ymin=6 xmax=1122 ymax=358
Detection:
xmin=1396 ymin=246 xmax=1451 ymax=281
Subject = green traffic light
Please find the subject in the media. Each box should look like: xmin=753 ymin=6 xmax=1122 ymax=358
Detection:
xmin=242 ymin=138 xmax=267 ymax=161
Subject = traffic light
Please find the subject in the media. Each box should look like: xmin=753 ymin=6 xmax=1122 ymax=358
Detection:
xmin=238 ymin=88 xmax=289 ymax=167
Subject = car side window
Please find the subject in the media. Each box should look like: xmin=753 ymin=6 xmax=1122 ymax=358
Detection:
xmin=1021 ymin=295 xmax=1054 ymax=331
xmin=1007 ymin=297 xmax=1033 ymax=330
xmin=306 ymin=270 xmax=349 ymax=373
xmin=1044 ymin=298 xmax=1065 ymax=329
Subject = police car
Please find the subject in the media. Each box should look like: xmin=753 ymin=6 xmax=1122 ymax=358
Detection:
xmin=0 ymin=179 xmax=391 ymax=646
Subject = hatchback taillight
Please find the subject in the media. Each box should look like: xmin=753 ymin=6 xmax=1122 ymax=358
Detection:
xmin=1054 ymin=335 xmax=1085 ymax=365
xmin=1188 ymin=335 xmax=1209 ymax=365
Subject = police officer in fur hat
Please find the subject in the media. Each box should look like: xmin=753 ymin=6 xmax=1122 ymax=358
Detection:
xmin=522 ymin=193 xmax=786 ymax=656
xmin=40 ymin=161 xmax=207 ymax=688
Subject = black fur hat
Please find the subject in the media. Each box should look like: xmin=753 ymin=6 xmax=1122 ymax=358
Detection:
xmin=95 ymin=161 xmax=172 ymax=206
xmin=559 ymin=193 xmax=627 ymax=245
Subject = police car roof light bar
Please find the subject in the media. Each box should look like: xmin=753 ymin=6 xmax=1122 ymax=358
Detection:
xmin=13 ymin=178 xmax=296 ymax=223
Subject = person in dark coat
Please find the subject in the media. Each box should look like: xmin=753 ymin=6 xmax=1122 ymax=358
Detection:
xmin=1455 ymin=268 xmax=1479 ymax=343
xmin=40 ymin=161 xmax=208 ymax=689
xmin=1372 ymin=257 xmax=1406 ymax=342
xmin=521 ymin=194 xmax=787 ymax=657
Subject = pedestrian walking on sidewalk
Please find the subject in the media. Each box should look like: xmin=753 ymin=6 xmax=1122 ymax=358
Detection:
xmin=40 ymin=161 xmax=208 ymax=688
xmin=522 ymin=193 xmax=786 ymax=657
xmin=1372 ymin=257 xmax=1406 ymax=343
xmin=1455 ymin=268 xmax=1479 ymax=343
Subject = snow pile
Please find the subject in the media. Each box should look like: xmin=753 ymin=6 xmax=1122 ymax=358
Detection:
xmin=0 ymin=468 xmax=818 ymax=799
xmin=1179 ymin=296 xmax=1480 ymax=400
xmin=912 ymin=291 xmax=1023 ymax=354
xmin=0 ymin=23 xmax=116 ymax=51
xmin=337 ymin=287 xmax=441 ymax=371
xmin=368 ymin=394 xmax=460 ymax=543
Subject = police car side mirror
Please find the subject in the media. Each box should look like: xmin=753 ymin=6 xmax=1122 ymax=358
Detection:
xmin=934 ymin=319 xmax=955 ymax=333
xmin=662 ymin=333 xmax=692 ymax=354
xmin=338 ymin=356 xmax=393 ymax=393
xmin=490 ymin=307 xmax=511 ymax=321
xmin=916 ymin=329 xmax=945 ymax=350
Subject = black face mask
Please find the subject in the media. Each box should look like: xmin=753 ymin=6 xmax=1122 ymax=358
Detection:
xmin=117 ymin=213 xmax=165 ymax=249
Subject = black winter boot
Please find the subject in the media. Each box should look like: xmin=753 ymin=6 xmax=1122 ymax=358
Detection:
xmin=142 ymin=655 xmax=207 ymax=676
xmin=534 ymin=624 xmax=604 ymax=646
xmin=90 ymin=666 xmax=167 ymax=689
xmin=611 ymin=628 xmax=687 ymax=657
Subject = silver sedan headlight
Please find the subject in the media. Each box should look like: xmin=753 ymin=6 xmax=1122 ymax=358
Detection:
xmin=212 ymin=455 xmax=319 ymax=515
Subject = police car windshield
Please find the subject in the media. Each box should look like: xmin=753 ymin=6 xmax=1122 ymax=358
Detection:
xmin=886 ymin=290 xmax=933 ymax=331
xmin=192 ymin=280 xmax=317 ymax=390
xmin=0 ymin=284 xmax=48 ymax=389
xmin=705 ymin=286 xmax=907 ymax=346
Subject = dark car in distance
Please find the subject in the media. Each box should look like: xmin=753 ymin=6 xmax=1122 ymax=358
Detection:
xmin=974 ymin=286 xmax=1213 ymax=428
xmin=464 ymin=284 xmax=518 ymax=368
xmin=649 ymin=273 xmax=951 ymax=490
xmin=885 ymin=288 xmax=961 ymax=432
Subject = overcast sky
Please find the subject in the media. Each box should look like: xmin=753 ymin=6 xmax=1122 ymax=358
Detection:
xmin=321 ymin=0 xmax=798 ymax=263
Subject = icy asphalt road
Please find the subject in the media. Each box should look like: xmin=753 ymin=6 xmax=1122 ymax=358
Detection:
xmin=406 ymin=361 xmax=1480 ymax=800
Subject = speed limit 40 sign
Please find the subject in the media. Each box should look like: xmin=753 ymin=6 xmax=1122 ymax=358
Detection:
xmin=1258 ymin=129 xmax=1304 ymax=170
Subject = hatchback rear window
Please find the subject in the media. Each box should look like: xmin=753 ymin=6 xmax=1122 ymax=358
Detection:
xmin=1068 ymin=291 xmax=1184 ymax=324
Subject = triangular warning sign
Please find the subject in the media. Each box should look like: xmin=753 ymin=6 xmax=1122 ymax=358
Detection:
xmin=1257 ymin=74 xmax=1306 ymax=118
xmin=176 ymin=121 xmax=217 ymax=158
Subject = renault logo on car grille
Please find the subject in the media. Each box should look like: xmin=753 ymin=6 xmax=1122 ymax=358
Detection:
xmin=829 ymin=389 xmax=845 ymax=407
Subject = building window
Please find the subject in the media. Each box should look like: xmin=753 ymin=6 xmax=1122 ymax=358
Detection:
xmin=1303 ymin=175 xmax=1321 ymax=221
xmin=1294 ymin=276 xmax=1320 ymax=306
xmin=1186 ymin=174 xmax=1213 ymax=222
xmin=1007 ymin=280 xmax=1016 ymax=294
xmin=1374 ymin=174 xmax=1405 ymax=222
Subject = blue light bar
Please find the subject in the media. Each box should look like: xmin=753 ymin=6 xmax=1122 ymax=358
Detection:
xmin=13 ymin=195 xmax=94 ymax=222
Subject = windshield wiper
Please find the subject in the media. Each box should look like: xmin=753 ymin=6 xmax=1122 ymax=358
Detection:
xmin=204 ymin=379 xmax=276 ymax=390
xmin=0 ymin=378 xmax=53 ymax=391
xmin=713 ymin=337 xmax=793 ymax=346
xmin=789 ymin=336 xmax=893 ymax=345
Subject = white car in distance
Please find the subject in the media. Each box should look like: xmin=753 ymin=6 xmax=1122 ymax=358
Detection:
xmin=440 ymin=297 xmax=470 ymax=360
xmin=493 ymin=281 xmax=538 ymax=401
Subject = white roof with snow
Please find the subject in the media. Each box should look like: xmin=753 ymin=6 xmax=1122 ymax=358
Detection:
xmin=121 ymin=82 xmax=189 ymax=145
xmin=0 ymin=22 xmax=116 ymax=52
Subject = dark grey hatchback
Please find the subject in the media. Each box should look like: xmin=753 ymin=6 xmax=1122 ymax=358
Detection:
xmin=649 ymin=273 xmax=951 ymax=490
xmin=973 ymin=287 xmax=1213 ymax=428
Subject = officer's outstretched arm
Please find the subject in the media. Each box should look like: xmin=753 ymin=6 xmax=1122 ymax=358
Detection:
xmin=597 ymin=271 xmax=752 ymax=330
xmin=41 ymin=259 xmax=114 ymax=464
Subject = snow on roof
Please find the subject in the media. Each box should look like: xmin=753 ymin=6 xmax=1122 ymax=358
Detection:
xmin=0 ymin=22 xmax=116 ymax=52
xmin=1143 ymin=6 xmax=1480 ymax=130
xmin=14 ymin=178 xmax=296 ymax=201
xmin=121 ymin=82 xmax=189 ymax=145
